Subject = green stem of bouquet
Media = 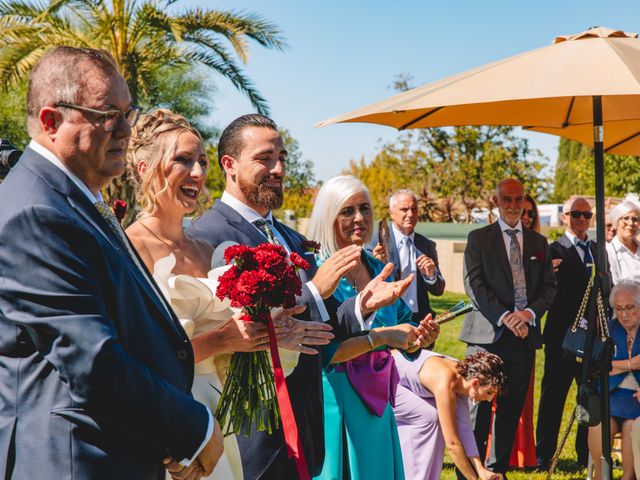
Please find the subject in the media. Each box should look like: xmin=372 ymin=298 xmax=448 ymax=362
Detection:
xmin=214 ymin=305 xmax=280 ymax=437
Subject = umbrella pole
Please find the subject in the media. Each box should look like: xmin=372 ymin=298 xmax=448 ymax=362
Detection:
xmin=592 ymin=95 xmax=613 ymax=480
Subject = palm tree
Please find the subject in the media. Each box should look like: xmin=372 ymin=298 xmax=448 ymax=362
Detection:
xmin=0 ymin=0 xmax=285 ymax=224
xmin=0 ymin=0 xmax=285 ymax=112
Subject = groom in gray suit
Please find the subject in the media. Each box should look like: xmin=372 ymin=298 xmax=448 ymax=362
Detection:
xmin=459 ymin=178 xmax=556 ymax=477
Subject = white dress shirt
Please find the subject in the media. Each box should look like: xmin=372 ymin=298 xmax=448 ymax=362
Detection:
xmin=496 ymin=218 xmax=536 ymax=326
xmin=607 ymin=236 xmax=640 ymax=284
xmin=564 ymin=230 xmax=591 ymax=262
xmin=31 ymin=140 xmax=213 ymax=466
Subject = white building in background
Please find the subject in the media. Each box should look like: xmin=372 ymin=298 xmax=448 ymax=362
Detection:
xmin=537 ymin=204 xmax=563 ymax=227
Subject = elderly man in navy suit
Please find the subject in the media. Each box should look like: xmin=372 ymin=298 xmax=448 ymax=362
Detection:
xmin=188 ymin=114 xmax=415 ymax=480
xmin=459 ymin=178 xmax=557 ymax=478
xmin=0 ymin=47 xmax=222 ymax=480
xmin=535 ymin=196 xmax=595 ymax=469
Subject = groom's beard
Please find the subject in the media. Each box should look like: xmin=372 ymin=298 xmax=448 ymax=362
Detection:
xmin=239 ymin=176 xmax=284 ymax=211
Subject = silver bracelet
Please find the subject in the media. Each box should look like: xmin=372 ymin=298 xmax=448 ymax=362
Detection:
xmin=366 ymin=333 xmax=375 ymax=351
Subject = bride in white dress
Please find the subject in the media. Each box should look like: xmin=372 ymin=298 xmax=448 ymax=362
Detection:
xmin=125 ymin=110 xmax=271 ymax=479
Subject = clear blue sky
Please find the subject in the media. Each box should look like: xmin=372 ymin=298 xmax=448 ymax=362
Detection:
xmin=186 ymin=1 xmax=640 ymax=182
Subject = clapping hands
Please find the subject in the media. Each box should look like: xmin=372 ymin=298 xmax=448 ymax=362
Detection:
xmin=359 ymin=263 xmax=413 ymax=315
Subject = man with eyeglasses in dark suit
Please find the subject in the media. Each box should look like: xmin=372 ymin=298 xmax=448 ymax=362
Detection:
xmin=535 ymin=196 xmax=595 ymax=470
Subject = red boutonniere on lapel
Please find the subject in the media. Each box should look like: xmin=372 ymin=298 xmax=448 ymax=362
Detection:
xmin=301 ymin=240 xmax=321 ymax=255
xmin=530 ymin=251 xmax=544 ymax=262
xmin=113 ymin=200 xmax=127 ymax=224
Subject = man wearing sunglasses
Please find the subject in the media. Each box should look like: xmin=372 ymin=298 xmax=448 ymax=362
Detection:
xmin=535 ymin=197 xmax=595 ymax=470
xmin=0 ymin=47 xmax=222 ymax=479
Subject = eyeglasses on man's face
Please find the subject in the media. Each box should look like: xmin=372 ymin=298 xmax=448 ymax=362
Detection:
xmin=521 ymin=209 xmax=537 ymax=219
xmin=567 ymin=210 xmax=593 ymax=220
xmin=55 ymin=102 xmax=141 ymax=132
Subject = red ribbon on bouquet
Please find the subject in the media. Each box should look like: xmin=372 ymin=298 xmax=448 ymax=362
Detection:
xmin=265 ymin=314 xmax=310 ymax=480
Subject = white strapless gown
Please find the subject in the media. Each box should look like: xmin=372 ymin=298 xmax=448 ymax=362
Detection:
xmin=153 ymin=244 xmax=301 ymax=480
xmin=153 ymin=252 xmax=242 ymax=480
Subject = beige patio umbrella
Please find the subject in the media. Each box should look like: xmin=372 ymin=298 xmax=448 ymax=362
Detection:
xmin=318 ymin=27 xmax=640 ymax=480
xmin=317 ymin=27 xmax=640 ymax=154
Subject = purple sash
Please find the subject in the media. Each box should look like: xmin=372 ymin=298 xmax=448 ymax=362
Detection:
xmin=334 ymin=349 xmax=399 ymax=417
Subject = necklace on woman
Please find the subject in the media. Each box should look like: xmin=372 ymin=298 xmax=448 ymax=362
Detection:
xmin=140 ymin=221 xmax=185 ymax=259
xmin=345 ymin=262 xmax=363 ymax=292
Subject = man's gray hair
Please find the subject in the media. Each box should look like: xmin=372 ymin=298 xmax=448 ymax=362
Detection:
xmin=389 ymin=189 xmax=418 ymax=210
xmin=562 ymin=196 xmax=591 ymax=214
xmin=610 ymin=279 xmax=640 ymax=309
xmin=26 ymin=46 xmax=119 ymax=136
xmin=307 ymin=175 xmax=373 ymax=259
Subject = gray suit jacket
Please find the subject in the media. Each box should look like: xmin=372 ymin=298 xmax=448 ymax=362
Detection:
xmin=459 ymin=222 xmax=557 ymax=348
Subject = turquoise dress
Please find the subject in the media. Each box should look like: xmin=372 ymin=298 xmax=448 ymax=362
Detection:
xmin=314 ymin=252 xmax=411 ymax=480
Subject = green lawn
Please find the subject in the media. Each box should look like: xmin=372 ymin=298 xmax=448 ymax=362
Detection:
xmin=430 ymin=292 xmax=621 ymax=480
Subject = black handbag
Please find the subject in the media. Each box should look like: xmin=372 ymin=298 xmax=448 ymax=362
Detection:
xmin=562 ymin=277 xmax=611 ymax=364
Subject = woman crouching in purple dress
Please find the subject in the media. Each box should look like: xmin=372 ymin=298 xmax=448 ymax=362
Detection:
xmin=393 ymin=349 xmax=506 ymax=480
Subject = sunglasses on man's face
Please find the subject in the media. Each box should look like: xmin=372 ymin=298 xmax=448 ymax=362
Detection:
xmin=567 ymin=211 xmax=593 ymax=219
xmin=522 ymin=209 xmax=537 ymax=219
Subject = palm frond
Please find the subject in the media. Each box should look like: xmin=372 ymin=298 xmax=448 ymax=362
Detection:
xmin=184 ymin=47 xmax=269 ymax=115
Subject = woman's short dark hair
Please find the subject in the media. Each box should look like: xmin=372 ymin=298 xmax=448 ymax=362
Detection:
xmin=456 ymin=351 xmax=507 ymax=394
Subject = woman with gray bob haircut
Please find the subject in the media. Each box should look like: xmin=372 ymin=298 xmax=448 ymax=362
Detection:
xmin=607 ymin=201 xmax=640 ymax=284
xmin=306 ymin=175 xmax=439 ymax=480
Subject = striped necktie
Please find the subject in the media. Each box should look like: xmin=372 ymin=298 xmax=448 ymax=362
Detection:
xmin=253 ymin=218 xmax=282 ymax=246
xmin=94 ymin=201 xmax=171 ymax=316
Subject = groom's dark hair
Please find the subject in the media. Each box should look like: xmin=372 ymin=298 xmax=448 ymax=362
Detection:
xmin=217 ymin=113 xmax=278 ymax=173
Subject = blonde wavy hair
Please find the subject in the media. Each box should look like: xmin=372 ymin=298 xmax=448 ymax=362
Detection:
xmin=127 ymin=109 xmax=208 ymax=218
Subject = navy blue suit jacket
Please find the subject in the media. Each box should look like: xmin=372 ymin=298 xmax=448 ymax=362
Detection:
xmin=188 ymin=200 xmax=360 ymax=479
xmin=0 ymin=149 xmax=209 ymax=479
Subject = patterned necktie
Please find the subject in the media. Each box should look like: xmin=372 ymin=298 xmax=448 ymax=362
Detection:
xmin=253 ymin=218 xmax=282 ymax=246
xmin=577 ymin=240 xmax=594 ymax=277
xmin=95 ymin=201 xmax=173 ymax=317
xmin=506 ymin=229 xmax=527 ymax=310
xmin=399 ymin=236 xmax=413 ymax=280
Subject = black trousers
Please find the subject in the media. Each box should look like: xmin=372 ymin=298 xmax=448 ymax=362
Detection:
xmin=535 ymin=340 xmax=588 ymax=467
xmin=466 ymin=331 xmax=535 ymax=474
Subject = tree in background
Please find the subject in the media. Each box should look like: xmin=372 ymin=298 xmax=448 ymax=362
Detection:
xmin=0 ymin=0 xmax=285 ymax=219
xmin=0 ymin=79 xmax=28 ymax=148
xmin=553 ymin=138 xmax=640 ymax=201
xmin=345 ymin=126 xmax=549 ymax=223
xmin=343 ymin=73 xmax=551 ymax=223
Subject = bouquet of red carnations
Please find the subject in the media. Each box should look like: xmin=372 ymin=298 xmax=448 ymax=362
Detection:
xmin=214 ymin=243 xmax=309 ymax=437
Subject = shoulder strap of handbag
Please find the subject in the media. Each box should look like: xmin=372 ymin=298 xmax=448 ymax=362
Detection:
xmin=570 ymin=277 xmax=594 ymax=332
